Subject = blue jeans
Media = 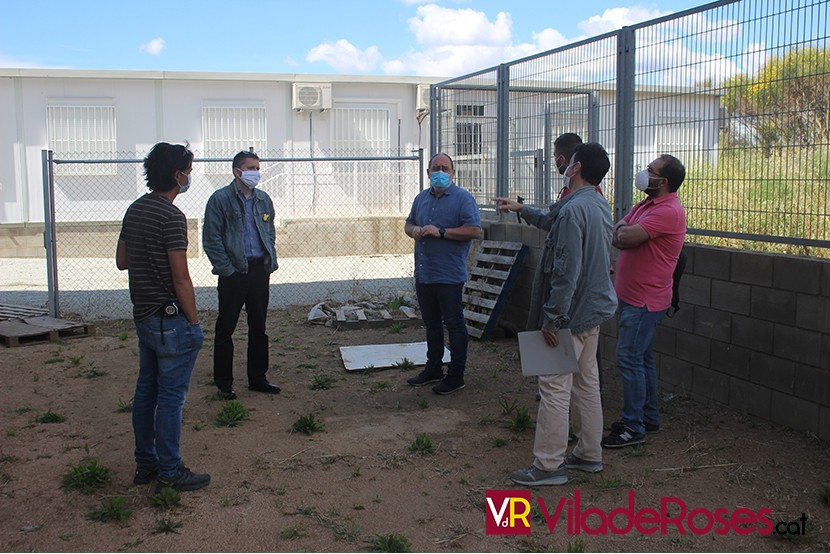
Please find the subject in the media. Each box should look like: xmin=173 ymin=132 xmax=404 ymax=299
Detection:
xmin=416 ymin=282 xmax=468 ymax=378
xmin=616 ymin=300 xmax=665 ymax=435
xmin=133 ymin=315 xmax=203 ymax=478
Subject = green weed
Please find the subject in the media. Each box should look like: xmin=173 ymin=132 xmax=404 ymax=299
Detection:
xmin=388 ymin=322 xmax=405 ymax=334
xmin=86 ymin=496 xmax=132 ymax=524
xmin=82 ymin=363 xmax=107 ymax=379
xmin=567 ymin=538 xmax=587 ymax=553
xmin=416 ymin=398 xmax=429 ymax=410
xmin=368 ymin=533 xmax=411 ymax=552
xmin=152 ymin=487 xmax=181 ymax=510
xmin=297 ymin=362 xmax=318 ymax=369
xmin=62 ymin=458 xmax=111 ymax=494
xmin=370 ymin=381 xmax=391 ymax=393
xmin=507 ymin=406 xmax=532 ymax=432
xmin=280 ymin=525 xmax=307 ymax=539
xmin=118 ymin=331 xmax=129 ymax=341
xmin=36 ymin=410 xmax=66 ymax=424
xmin=499 ymin=398 xmax=518 ymax=415
xmin=116 ymin=398 xmax=133 ymax=413
xmin=13 ymin=407 xmax=33 ymax=414
xmin=59 ymin=532 xmax=74 ymax=541
xmin=154 ymin=518 xmax=182 ymax=534
xmin=214 ymin=400 xmax=250 ymax=427
xmin=393 ymin=357 xmax=415 ymax=370
xmin=409 ymin=433 xmax=436 ymax=455
xmin=68 ymin=355 xmax=84 ymax=366
xmin=493 ymin=437 xmax=508 ymax=447
xmin=310 ymin=375 xmax=336 ymax=390
xmin=386 ymin=295 xmax=411 ymax=310
xmin=292 ymin=414 xmax=324 ymax=435
xmin=44 ymin=357 xmax=64 ymax=364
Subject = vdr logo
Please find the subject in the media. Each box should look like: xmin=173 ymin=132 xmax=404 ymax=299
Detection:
xmin=485 ymin=490 xmax=532 ymax=535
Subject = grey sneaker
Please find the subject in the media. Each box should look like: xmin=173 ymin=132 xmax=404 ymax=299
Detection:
xmin=510 ymin=465 xmax=568 ymax=486
xmin=155 ymin=466 xmax=210 ymax=494
xmin=133 ymin=464 xmax=159 ymax=485
xmin=407 ymin=369 xmax=443 ymax=387
xmin=561 ymin=453 xmax=603 ymax=473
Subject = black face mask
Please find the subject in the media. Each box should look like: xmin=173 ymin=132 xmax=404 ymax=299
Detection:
xmin=554 ymin=155 xmax=568 ymax=175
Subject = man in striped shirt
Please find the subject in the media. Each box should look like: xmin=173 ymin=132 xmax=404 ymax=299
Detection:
xmin=116 ymin=142 xmax=209 ymax=493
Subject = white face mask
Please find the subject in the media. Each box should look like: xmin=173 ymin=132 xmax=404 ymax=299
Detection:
xmin=635 ymin=169 xmax=662 ymax=192
xmin=239 ymin=170 xmax=261 ymax=189
xmin=562 ymin=172 xmax=571 ymax=190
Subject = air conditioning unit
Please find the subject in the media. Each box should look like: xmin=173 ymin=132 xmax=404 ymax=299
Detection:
xmin=416 ymin=84 xmax=432 ymax=111
xmin=292 ymin=83 xmax=332 ymax=111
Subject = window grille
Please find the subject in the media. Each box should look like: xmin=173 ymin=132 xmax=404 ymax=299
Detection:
xmin=332 ymin=107 xmax=391 ymax=154
xmin=202 ymin=105 xmax=267 ymax=174
xmin=46 ymin=103 xmax=117 ymax=175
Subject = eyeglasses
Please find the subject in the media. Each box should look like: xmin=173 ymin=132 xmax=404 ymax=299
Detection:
xmin=646 ymin=165 xmax=664 ymax=178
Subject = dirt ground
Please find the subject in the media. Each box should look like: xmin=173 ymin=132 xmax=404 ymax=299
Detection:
xmin=0 ymin=306 xmax=828 ymax=553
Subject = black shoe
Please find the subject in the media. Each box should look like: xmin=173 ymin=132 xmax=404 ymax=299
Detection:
xmin=432 ymin=376 xmax=465 ymax=395
xmin=155 ymin=466 xmax=210 ymax=494
xmin=133 ymin=464 xmax=159 ymax=485
xmin=601 ymin=423 xmax=645 ymax=448
xmin=217 ymin=388 xmax=237 ymax=400
xmin=644 ymin=421 xmax=660 ymax=434
xmin=407 ymin=369 xmax=443 ymax=387
xmin=249 ymin=382 xmax=281 ymax=394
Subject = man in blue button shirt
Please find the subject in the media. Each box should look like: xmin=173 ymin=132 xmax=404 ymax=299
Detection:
xmin=405 ymin=152 xmax=481 ymax=394
xmin=203 ymin=151 xmax=279 ymax=400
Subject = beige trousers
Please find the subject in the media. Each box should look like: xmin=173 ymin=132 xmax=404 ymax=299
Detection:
xmin=533 ymin=326 xmax=603 ymax=471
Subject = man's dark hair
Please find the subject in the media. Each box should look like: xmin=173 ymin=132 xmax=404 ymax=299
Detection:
xmin=233 ymin=150 xmax=260 ymax=170
xmin=428 ymin=152 xmax=454 ymax=170
xmin=143 ymin=142 xmax=193 ymax=192
xmin=553 ymin=133 xmax=583 ymax=161
xmin=572 ymin=142 xmax=610 ymax=186
xmin=658 ymin=154 xmax=686 ymax=192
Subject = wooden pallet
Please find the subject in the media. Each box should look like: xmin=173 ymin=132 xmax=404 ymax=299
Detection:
xmin=0 ymin=303 xmax=48 ymax=321
xmin=333 ymin=306 xmax=420 ymax=329
xmin=0 ymin=316 xmax=96 ymax=347
xmin=463 ymin=240 xmax=528 ymax=340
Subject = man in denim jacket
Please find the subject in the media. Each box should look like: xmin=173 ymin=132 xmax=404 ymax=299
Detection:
xmin=203 ymin=151 xmax=279 ymax=400
xmin=496 ymin=143 xmax=617 ymax=486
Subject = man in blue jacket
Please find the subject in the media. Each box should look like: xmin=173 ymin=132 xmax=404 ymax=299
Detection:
xmin=203 ymin=151 xmax=279 ymax=400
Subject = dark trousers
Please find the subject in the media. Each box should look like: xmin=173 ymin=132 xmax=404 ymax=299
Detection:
xmin=213 ymin=264 xmax=270 ymax=390
xmin=416 ymin=282 xmax=468 ymax=378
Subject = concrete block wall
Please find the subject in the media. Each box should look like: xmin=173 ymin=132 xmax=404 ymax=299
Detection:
xmin=481 ymin=217 xmax=830 ymax=439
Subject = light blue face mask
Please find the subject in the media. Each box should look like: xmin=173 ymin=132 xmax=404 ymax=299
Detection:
xmin=179 ymin=172 xmax=192 ymax=194
xmin=430 ymin=170 xmax=451 ymax=190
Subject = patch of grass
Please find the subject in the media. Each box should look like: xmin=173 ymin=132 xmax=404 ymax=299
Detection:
xmin=409 ymin=433 xmax=435 ymax=455
xmin=154 ymin=518 xmax=182 ymax=534
xmin=62 ymin=457 xmax=111 ymax=494
xmin=388 ymin=322 xmax=405 ymax=334
xmin=567 ymin=538 xmax=587 ymax=552
xmin=622 ymin=444 xmax=649 ymax=458
xmin=44 ymin=357 xmax=64 ymax=364
xmin=596 ymin=475 xmax=626 ymax=490
xmin=393 ymin=357 xmax=415 ymax=370
xmin=499 ymin=398 xmax=518 ymax=415
xmin=152 ymin=487 xmax=181 ymax=510
xmin=13 ymin=407 xmax=33 ymax=415
xmin=297 ymin=505 xmax=318 ymax=516
xmin=368 ymin=533 xmax=411 ymax=552
xmin=310 ymin=375 xmax=336 ymax=390
xmin=292 ymin=414 xmax=324 ymax=435
xmin=493 ymin=437 xmax=508 ymax=447
xmin=117 ymin=331 xmax=129 ymax=341
xmin=386 ymin=295 xmax=411 ymax=310
xmin=86 ymin=496 xmax=132 ymax=524
xmin=370 ymin=381 xmax=391 ymax=393
xmin=116 ymin=398 xmax=133 ymax=413
xmin=214 ymin=400 xmax=251 ymax=427
xmin=192 ymin=422 xmax=206 ymax=431
xmin=59 ymin=532 xmax=74 ymax=541
xmin=68 ymin=355 xmax=84 ymax=366
xmin=507 ymin=406 xmax=532 ymax=432
xmin=332 ymin=521 xmax=360 ymax=542
xmin=416 ymin=398 xmax=429 ymax=410
xmin=36 ymin=410 xmax=66 ymax=424
xmin=82 ymin=363 xmax=107 ymax=379
xmin=820 ymin=485 xmax=830 ymax=507
xmin=280 ymin=525 xmax=307 ymax=539
xmin=297 ymin=362 xmax=318 ymax=369
xmin=0 ymin=471 xmax=12 ymax=484
xmin=119 ymin=539 xmax=143 ymax=551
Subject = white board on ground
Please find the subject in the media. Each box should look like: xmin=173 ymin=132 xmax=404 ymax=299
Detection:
xmin=339 ymin=342 xmax=450 ymax=371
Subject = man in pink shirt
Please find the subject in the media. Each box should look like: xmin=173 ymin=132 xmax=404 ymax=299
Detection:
xmin=602 ymin=154 xmax=686 ymax=448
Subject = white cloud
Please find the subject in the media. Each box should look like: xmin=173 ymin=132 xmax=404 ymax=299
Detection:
xmin=408 ymin=4 xmax=513 ymax=46
xmin=139 ymin=38 xmax=165 ymax=56
xmin=579 ymin=6 xmax=669 ymax=35
xmin=0 ymin=55 xmax=43 ymax=68
xmin=399 ymin=0 xmax=430 ymax=5
xmin=532 ymin=28 xmax=569 ymax=52
xmin=306 ymin=39 xmax=384 ymax=72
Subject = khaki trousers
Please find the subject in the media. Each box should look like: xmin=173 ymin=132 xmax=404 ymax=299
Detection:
xmin=533 ymin=326 xmax=603 ymax=471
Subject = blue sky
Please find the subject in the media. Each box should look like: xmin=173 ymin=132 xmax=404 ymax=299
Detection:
xmin=0 ymin=0 xmax=707 ymax=76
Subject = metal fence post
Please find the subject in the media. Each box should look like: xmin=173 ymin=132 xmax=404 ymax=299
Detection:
xmin=614 ymin=26 xmax=636 ymax=222
xmin=496 ymin=63 xmax=510 ymax=199
xmin=41 ymin=149 xmax=59 ymax=318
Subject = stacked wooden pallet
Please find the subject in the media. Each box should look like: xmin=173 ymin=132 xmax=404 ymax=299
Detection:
xmin=0 ymin=305 xmax=95 ymax=347
xmin=463 ymin=240 xmax=528 ymax=340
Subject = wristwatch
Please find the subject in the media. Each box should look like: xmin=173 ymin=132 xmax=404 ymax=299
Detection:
xmin=439 ymin=226 xmax=446 ymax=239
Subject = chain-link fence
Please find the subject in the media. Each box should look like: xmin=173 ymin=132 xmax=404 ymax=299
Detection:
xmin=431 ymin=0 xmax=830 ymax=254
xmin=42 ymin=149 xmax=424 ymax=319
